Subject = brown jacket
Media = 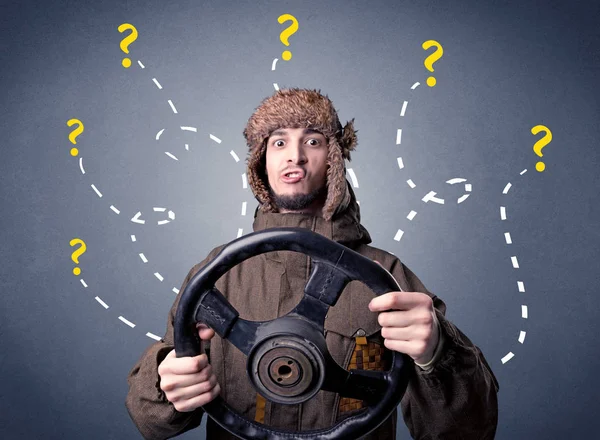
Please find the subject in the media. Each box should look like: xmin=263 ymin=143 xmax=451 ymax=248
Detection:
xmin=126 ymin=195 xmax=499 ymax=439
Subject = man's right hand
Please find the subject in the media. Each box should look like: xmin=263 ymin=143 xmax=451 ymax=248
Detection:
xmin=158 ymin=323 xmax=221 ymax=412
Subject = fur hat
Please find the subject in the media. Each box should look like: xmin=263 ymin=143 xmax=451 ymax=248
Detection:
xmin=244 ymin=88 xmax=357 ymax=221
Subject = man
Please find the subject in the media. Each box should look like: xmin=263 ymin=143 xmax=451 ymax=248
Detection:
xmin=126 ymin=88 xmax=499 ymax=439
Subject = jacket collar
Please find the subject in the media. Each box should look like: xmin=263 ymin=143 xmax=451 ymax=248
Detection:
xmin=251 ymin=181 xmax=372 ymax=261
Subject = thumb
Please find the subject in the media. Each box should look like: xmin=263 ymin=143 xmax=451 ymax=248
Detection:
xmin=196 ymin=322 xmax=215 ymax=340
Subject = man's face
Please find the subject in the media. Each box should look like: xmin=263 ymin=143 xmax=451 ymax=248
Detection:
xmin=265 ymin=127 xmax=329 ymax=214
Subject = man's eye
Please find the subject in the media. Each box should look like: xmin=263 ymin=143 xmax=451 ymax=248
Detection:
xmin=274 ymin=140 xmax=284 ymax=147
xmin=307 ymin=139 xmax=320 ymax=146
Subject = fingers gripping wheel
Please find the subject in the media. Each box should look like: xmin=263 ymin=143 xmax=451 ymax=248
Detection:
xmin=174 ymin=227 xmax=414 ymax=440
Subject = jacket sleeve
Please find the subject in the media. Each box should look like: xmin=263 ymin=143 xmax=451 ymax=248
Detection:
xmin=391 ymin=260 xmax=500 ymax=440
xmin=125 ymin=252 xmax=217 ymax=440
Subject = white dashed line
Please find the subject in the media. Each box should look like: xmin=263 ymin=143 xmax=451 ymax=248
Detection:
xmin=511 ymin=256 xmax=520 ymax=269
xmin=241 ymin=202 xmax=247 ymax=216
xmin=392 ymin=81 xmax=530 ymax=366
xmin=501 ymin=352 xmax=514 ymax=364
xmin=237 ymin=228 xmax=243 ymax=238
xmin=81 ymin=61 xmax=237 ymax=344
xmin=271 ymin=58 xmax=278 ymax=70
xmin=520 ymin=169 xmax=527 ymax=175
xmin=210 ymin=134 xmax=222 ymax=143
xmin=95 ymin=296 xmax=109 ymax=309
xmin=131 ymin=212 xmax=145 ymax=224
xmin=146 ymin=332 xmax=161 ymax=341
xmin=185 ymin=144 xmax=189 ymax=151
xmin=119 ymin=316 xmax=136 ymax=328
xmin=446 ymin=178 xmax=467 ymax=184
xmin=242 ymin=173 xmax=248 ymax=189
xmin=274 ymin=83 xmax=279 ymax=91
xmin=422 ymin=191 xmax=444 ymax=204
xmin=91 ymin=184 xmax=103 ymax=198
xmin=400 ymin=101 xmax=408 ymax=117
xmin=347 ymin=168 xmax=359 ymax=188
xmin=498 ymin=171 xmax=532 ymax=365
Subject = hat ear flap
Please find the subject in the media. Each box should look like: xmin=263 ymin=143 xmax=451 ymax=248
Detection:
xmin=322 ymin=138 xmax=350 ymax=221
xmin=340 ymin=118 xmax=358 ymax=160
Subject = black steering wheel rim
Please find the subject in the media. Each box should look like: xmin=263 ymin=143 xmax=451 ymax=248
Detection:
xmin=174 ymin=227 xmax=414 ymax=440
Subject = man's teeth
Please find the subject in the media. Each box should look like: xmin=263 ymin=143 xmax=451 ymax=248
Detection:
xmin=287 ymin=173 xmax=300 ymax=177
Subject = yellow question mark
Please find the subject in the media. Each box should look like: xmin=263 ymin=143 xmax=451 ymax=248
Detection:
xmin=118 ymin=23 xmax=138 ymax=68
xmin=422 ymin=40 xmax=444 ymax=87
xmin=70 ymin=238 xmax=87 ymax=276
xmin=66 ymin=119 xmax=84 ymax=156
xmin=278 ymin=14 xmax=299 ymax=61
xmin=531 ymin=124 xmax=552 ymax=172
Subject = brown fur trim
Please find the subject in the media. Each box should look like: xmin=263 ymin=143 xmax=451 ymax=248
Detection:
xmin=323 ymin=138 xmax=348 ymax=221
xmin=340 ymin=118 xmax=358 ymax=160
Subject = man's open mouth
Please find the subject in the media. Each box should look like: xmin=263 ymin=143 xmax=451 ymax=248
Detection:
xmin=281 ymin=171 xmax=305 ymax=183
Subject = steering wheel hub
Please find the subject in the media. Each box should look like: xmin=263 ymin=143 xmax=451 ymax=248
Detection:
xmin=249 ymin=334 xmax=325 ymax=404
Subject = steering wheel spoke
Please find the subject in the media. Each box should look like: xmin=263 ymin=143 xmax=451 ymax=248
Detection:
xmin=194 ymin=287 xmax=240 ymax=338
xmin=319 ymin=360 xmax=389 ymax=405
xmin=339 ymin=369 xmax=390 ymax=405
xmin=304 ymin=259 xmax=351 ymax=307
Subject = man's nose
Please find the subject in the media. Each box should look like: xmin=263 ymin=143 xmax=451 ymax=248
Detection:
xmin=286 ymin=141 xmax=307 ymax=164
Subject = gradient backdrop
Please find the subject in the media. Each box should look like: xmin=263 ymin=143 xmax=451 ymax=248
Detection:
xmin=1 ymin=0 xmax=599 ymax=438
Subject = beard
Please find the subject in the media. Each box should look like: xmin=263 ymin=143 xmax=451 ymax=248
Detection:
xmin=268 ymin=184 xmax=327 ymax=211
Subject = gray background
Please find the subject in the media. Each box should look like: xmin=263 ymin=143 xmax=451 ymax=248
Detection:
xmin=1 ymin=0 xmax=599 ymax=438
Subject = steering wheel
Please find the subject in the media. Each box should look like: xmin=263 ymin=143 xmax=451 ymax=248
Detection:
xmin=174 ymin=227 xmax=414 ymax=440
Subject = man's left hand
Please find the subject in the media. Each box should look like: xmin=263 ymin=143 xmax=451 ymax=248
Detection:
xmin=368 ymin=274 xmax=440 ymax=365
